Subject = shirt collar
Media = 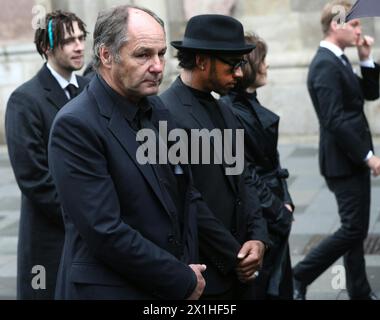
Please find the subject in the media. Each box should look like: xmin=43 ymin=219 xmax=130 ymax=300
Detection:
xmin=320 ymin=40 xmax=344 ymax=58
xmin=179 ymin=77 xmax=215 ymax=102
xmin=46 ymin=62 xmax=79 ymax=90
xmin=97 ymin=74 xmax=148 ymax=122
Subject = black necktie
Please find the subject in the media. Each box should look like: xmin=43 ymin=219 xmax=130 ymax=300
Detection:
xmin=66 ymin=84 xmax=78 ymax=99
xmin=341 ymin=54 xmax=353 ymax=72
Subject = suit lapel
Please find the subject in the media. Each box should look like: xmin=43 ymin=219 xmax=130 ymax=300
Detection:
xmin=251 ymin=101 xmax=279 ymax=156
xmin=89 ymin=77 xmax=172 ymax=215
xmin=38 ymin=64 xmax=69 ymax=110
xmin=171 ymin=79 xmax=238 ymax=194
xmin=319 ymin=47 xmax=362 ymax=93
xmin=77 ymin=76 xmax=89 ymax=91
xmin=170 ymin=78 xmax=215 ymax=131
xmin=217 ymin=100 xmax=239 ymax=194
xmin=108 ymin=113 xmax=172 ymax=215
xmin=253 ymin=103 xmax=279 ymax=131
xmin=150 ymin=97 xmax=193 ymax=182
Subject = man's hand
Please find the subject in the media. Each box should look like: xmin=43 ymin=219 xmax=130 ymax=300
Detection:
xmin=284 ymin=203 xmax=293 ymax=213
xmin=357 ymin=35 xmax=375 ymax=61
xmin=367 ymin=155 xmax=380 ymax=177
xmin=236 ymin=240 xmax=265 ymax=283
xmin=187 ymin=264 xmax=206 ymax=300
xmin=285 ymin=203 xmax=295 ymax=222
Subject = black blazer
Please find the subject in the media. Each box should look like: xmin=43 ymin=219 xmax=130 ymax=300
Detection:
xmin=48 ymin=75 xmax=210 ymax=300
xmin=307 ymin=47 xmax=380 ymax=178
xmin=5 ymin=64 xmax=88 ymax=299
xmin=160 ymin=77 xmax=268 ymax=295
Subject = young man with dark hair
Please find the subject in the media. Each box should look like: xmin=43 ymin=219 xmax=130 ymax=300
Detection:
xmin=5 ymin=10 xmax=88 ymax=299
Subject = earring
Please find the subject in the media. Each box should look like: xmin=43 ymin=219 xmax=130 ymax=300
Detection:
xmin=201 ymin=66 xmax=205 ymax=71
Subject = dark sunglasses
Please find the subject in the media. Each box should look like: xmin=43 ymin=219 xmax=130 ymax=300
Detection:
xmin=214 ymin=56 xmax=248 ymax=72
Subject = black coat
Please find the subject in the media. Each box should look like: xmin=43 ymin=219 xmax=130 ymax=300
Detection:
xmin=221 ymin=91 xmax=293 ymax=234
xmin=48 ymin=75 xmax=224 ymax=300
xmin=221 ymin=90 xmax=294 ymax=298
xmin=5 ymin=64 xmax=89 ymax=299
xmin=160 ymin=77 xmax=269 ymax=296
xmin=307 ymin=47 xmax=380 ymax=178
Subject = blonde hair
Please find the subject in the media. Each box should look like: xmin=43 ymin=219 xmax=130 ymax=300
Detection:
xmin=321 ymin=0 xmax=352 ymax=36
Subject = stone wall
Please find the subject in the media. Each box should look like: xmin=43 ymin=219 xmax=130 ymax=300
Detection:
xmin=0 ymin=0 xmax=50 ymax=143
xmin=237 ymin=0 xmax=380 ymax=135
xmin=1 ymin=0 xmax=380 ymax=144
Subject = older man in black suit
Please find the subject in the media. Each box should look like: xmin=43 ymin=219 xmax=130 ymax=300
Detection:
xmin=160 ymin=14 xmax=269 ymax=299
xmin=48 ymin=5 xmax=213 ymax=300
xmin=5 ymin=10 xmax=88 ymax=299
xmin=293 ymin=0 xmax=380 ymax=300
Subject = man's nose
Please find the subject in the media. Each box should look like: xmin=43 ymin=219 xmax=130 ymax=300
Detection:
xmin=149 ymin=55 xmax=165 ymax=73
xmin=233 ymin=67 xmax=243 ymax=78
xmin=74 ymin=39 xmax=84 ymax=51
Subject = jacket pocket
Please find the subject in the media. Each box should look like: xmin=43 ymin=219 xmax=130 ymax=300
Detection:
xmin=70 ymin=262 xmax=127 ymax=286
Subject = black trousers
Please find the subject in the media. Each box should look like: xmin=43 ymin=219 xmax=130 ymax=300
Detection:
xmin=293 ymin=170 xmax=371 ymax=299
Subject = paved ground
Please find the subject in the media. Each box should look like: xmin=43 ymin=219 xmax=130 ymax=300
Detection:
xmin=0 ymin=140 xmax=379 ymax=300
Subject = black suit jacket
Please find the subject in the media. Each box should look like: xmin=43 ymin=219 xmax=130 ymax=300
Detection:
xmin=48 ymin=75 xmax=207 ymax=300
xmin=307 ymin=47 xmax=380 ymax=178
xmin=5 ymin=64 xmax=88 ymax=299
xmin=160 ymin=77 xmax=268 ymax=295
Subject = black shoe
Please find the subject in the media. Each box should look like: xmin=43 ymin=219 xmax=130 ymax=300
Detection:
xmin=352 ymin=292 xmax=379 ymax=300
xmin=368 ymin=292 xmax=379 ymax=300
xmin=293 ymin=278 xmax=307 ymax=300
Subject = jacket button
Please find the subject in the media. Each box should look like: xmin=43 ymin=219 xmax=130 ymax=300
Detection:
xmin=168 ymin=235 xmax=175 ymax=243
xmin=236 ymin=198 xmax=242 ymax=206
xmin=175 ymin=240 xmax=181 ymax=246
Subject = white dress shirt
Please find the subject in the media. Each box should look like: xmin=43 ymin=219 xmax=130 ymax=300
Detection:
xmin=320 ymin=40 xmax=375 ymax=69
xmin=46 ymin=63 xmax=79 ymax=99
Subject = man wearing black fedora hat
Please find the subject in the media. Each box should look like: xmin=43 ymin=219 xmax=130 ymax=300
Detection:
xmin=160 ymin=14 xmax=269 ymax=299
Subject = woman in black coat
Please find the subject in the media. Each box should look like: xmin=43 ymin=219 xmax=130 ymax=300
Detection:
xmin=221 ymin=34 xmax=294 ymax=299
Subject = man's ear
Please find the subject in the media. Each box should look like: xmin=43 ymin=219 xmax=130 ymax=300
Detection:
xmin=99 ymin=46 xmax=112 ymax=69
xmin=196 ymin=54 xmax=208 ymax=71
xmin=45 ymin=46 xmax=53 ymax=59
xmin=330 ymin=20 xmax=343 ymax=33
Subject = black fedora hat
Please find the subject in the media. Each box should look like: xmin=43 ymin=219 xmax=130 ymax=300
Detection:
xmin=171 ymin=14 xmax=255 ymax=54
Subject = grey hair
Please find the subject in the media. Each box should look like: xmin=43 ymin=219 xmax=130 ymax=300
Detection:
xmin=92 ymin=5 xmax=165 ymax=71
